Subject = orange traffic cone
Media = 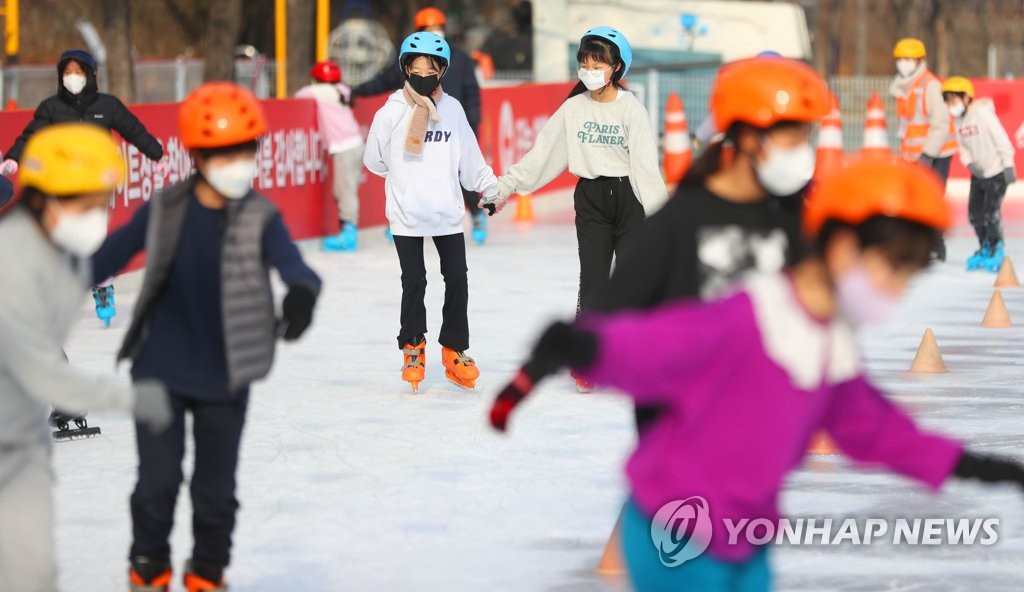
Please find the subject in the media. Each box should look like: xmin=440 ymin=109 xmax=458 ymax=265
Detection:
xmin=861 ymin=92 xmax=890 ymax=157
xmin=4 ymin=99 xmax=17 ymax=111
xmin=515 ymin=193 xmax=534 ymax=224
xmin=995 ymin=256 xmax=1020 ymax=288
xmin=982 ymin=290 xmax=1012 ymax=328
xmin=808 ymin=431 xmax=838 ymax=455
xmin=596 ymin=512 xmax=626 ymax=576
xmin=910 ymin=328 xmax=947 ymax=373
xmin=663 ymin=93 xmax=692 ymax=184
xmin=815 ymin=93 xmax=844 ymax=179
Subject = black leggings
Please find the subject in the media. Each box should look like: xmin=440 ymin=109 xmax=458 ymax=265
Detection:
xmin=968 ymin=174 xmax=1008 ymax=245
xmin=394 ymin=233 xmax=470 ymax=351
xmin=574 ymin=176 xmax=646 ymax=313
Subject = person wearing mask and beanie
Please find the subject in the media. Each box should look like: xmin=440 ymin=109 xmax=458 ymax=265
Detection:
xmin=296 ymin=60 xmax=365 ymax=252
xmin=0 ymin=124 xmax=170 ymax=592
xmin=364 ymin=32 xmax=499 ymax=393
xmin=354 ymin=7 xmax=490 ymax=245
xmin=890 ymin=37 xmax=956 ymax=261
xmin=942 ymin=76 xmax=1017 ymax=272
xmin=90 ymin=83 xmax=320 ymax=592
xmin=4 ymin=49 xmax=165 ymax=327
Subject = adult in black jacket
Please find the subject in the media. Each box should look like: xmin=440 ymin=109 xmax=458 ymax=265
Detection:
xmin=3 ymin=49 xmax=163 ymax=169
xmin=353 ymin=7 xmax=489 ymax=242
xmin=3 ymin=49 xmax=164 ymax=329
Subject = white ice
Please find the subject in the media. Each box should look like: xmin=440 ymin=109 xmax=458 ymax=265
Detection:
xmin=53 ymin=191 xmax=1024 ymax=591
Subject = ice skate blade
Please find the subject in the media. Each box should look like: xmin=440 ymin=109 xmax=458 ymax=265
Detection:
xmin=52 ymin=427 xmax=101 ymax=441
xmin=445 ymin=371 xmax=476 ymax=391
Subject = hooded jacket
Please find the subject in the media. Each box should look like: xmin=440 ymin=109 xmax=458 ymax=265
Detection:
xmin=5 ymin=51 xmax=163 ymax=163
xmin=953 ymin=98 xmax=1016 ymax=179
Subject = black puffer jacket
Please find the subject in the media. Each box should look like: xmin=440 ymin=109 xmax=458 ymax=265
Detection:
xmin=353 ymin=47 xmax=481 ymax=132
xmin=6 ymin=52 xmax=163 ymax=163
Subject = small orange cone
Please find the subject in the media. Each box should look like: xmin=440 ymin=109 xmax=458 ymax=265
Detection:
xmin=910 ymin=328 xmax=947 ymax=373
xmin=808 ymin=431 xmax=838 ymax=455
xmin=860 ymin=93 xmax=890 ymax=157
xmin=663 ymin=93 xmax=692 ymax=184
xmin=995 ymin=256 xmax=1020 ymax=288
xmin=515 ymin=193 xmax=534 ymax=224
xmin=4 ymin=99 xmax=17 ymax=111
xmin=982 ymin=289 xmax=1012 ymax=328
xmin=596 ymin=512 xmax=626 ymax=575
xmin=815 ymin=93 xmax=844 ymax=179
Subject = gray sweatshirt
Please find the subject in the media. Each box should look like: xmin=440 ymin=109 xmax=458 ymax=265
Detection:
xmin=0 ymin=208 xmax=135 ymax=487
xmin=497 ymin=89 xmax=668 ymax=216
xmin=954 ymin=98 xmax=1016 ymax=179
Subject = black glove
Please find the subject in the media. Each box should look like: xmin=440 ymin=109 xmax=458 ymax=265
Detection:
xmin=967 ymin=163 xmax=984 ymax=178
xmin=277 ymin=284 xmax=318 ymax=341
xmin=1003 ymin=167 xmax=1016 ymax=185
xmin=489 ymin=322 xmax=597 ymax=432
xmin=918 ymin=154 xmax=935 ymax=169
xmin=952 ymin=450 xmax=1024 ymax=489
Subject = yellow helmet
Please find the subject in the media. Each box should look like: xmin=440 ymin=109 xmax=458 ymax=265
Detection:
xmin=941 ymin=76 xmax=975 ymax=98
xmin=893 ymin=38 xmax=926 ymax=59
xmin=19 ymin=124 xmax=125 ymax=196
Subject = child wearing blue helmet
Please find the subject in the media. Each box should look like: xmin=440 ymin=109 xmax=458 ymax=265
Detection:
xmin=483 ymin=27 xmax=667 ymax=391
xmin=364 ymin=32 xmax=500 ymax=393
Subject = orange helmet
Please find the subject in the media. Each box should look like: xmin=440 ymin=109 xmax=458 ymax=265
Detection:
xmin=712 ymin=58 xmax=830 ymax=132
xmin=804 ymin=155 xmax=951 ymax=238
xmin=414 ymin=7 xmax=446 ymax=29
xmin=179 ymin=82 xmax=268 ymax=149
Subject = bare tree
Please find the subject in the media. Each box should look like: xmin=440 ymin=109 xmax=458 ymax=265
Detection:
xmin=286 ymin=0 xmax=315 ymax=95
xmin=101 ymin=0 xmax=135 ymax=101
xmin=204 ymin=0 xmax=243 ymax=82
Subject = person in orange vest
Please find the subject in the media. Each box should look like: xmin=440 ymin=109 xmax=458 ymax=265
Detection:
xmin=890 ymin=37 xmax=956 ymax=260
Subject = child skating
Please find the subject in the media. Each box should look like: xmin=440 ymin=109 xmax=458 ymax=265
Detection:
xmin=296 ymin=60 xmax=365 ymax=252
xmin=482 ymin=26 xmax=667 ymax=392
xmin=91 ymin=82 xmax=321 ymax=592
xmin=363 ymin=32 xmax=499 ymax=392
xmin=941 ymin=76 xmax=1016 ymax=272
xmin=491 ymin=156 xmax=1024 ymax=591
xmin=0 ymin=124 xmax=170 ymax=592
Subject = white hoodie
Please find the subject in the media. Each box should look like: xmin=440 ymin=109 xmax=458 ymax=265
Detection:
xmin=364 ymin=90 xmax=498 ymax=237
xmin=954 ymin=97 xmax=1016 ymax=179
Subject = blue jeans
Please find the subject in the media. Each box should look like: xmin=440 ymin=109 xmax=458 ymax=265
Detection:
xmin=620 ymin=498 xmax=772 ymax=592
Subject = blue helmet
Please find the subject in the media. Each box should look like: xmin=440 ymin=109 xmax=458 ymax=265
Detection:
xmin=581 ymin=26 xmax=632 ymax=77
xmin=399 ymin=32 xmax=451 ymax=78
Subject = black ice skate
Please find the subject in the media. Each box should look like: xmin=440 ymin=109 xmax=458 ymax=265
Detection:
xmin=49 ymin=409 xmax=101 ymax=441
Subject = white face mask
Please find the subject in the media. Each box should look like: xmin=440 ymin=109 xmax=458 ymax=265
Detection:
xmin=204 ymin=159 xmax=256 ymax=199
xmin=754 ymin=137 xmax=816 ymax=196
xmin=835 ymin=262 xmax=900 ymax=326
xmin=63 ymin=74 xmax=87 ymax=95
xmin=48 ymin=201 xmax=109 ymax=256
xmin=895 ymin=59 xmax=918 ymax=78
xmin=948 ymin=102 xmax=966 ymax=118
xmin=577 ymin=67 xmax=609 ymax=91
xmin=431 ymin=30 xmax=446 ymax=39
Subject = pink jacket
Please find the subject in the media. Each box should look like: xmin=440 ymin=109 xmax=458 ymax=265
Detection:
xmin=296 ymin=83 xmax=363 ymax=154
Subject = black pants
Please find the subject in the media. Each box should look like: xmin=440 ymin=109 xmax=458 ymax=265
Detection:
xmin=394 ymin=233 xmax=469 ymax=351
xmin=574 ymin=177 xmax=646 ymax=313
xmin=968 ymin=174 xmax=1008 ymax=245
xmin=463 ymin=187 xmax=481 ymax=216
xmin=130 ymin=392 xmax=248 ymax=569
xmin=926 ymin=155 xmax=952 ymax=185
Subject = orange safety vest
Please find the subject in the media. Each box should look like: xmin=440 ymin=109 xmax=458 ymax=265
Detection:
xmin=897 ymin=70 xmax=957 ymax=159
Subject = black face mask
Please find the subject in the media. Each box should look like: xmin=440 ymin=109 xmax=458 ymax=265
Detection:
xmin=407 ymin=73 xmax=441 ymax=96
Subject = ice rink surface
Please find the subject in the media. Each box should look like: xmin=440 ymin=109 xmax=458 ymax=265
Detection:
xmin=54 ymin=196 xmax=1024 ymax=591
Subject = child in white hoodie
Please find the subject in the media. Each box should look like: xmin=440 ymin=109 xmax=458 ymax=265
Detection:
xmin=364 ymin=32 xmax=499 ymax=393
xmin=942 ymin=76 xmax=1016 ymax=272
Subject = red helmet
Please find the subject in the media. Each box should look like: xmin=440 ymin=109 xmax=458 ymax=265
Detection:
xmin=310 ymin=61 xmax=341 ymax=83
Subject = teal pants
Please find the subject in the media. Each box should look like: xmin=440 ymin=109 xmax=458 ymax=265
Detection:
xmin=620 ymin=498 xmax=772 ymax=592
